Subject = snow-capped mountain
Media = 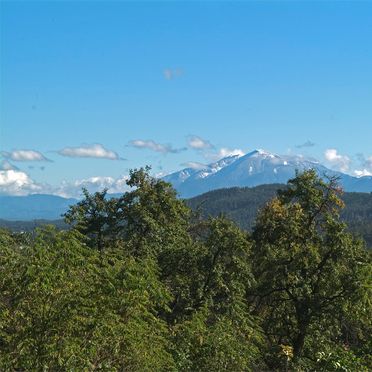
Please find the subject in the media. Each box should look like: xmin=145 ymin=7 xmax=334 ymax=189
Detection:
xmin=164 ymin=155 xmax=241 ymax=189
xmin=163 ymin=149 xmax=372 ymax=198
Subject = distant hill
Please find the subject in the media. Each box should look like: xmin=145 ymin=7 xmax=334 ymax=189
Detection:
xmin=187 ymin=185 xmax=372 ymax=248
xmin=0 ymin=193 xmax=126 ymax=221
xmin=0 ymin=194 xmax=77 ymax=220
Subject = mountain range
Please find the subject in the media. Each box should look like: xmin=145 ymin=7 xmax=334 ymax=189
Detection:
xmin=163 ymin=149 xmax=372 ymax=197
xmin=0 ymin=149 xmax=371 ymax=220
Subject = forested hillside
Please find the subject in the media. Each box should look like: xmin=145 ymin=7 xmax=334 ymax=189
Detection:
xmin=0 ymin=169 xmax=371 ymax=370
xmin=0 ymin=218 xmax=68 ymax=232
xmin=2 ymin=184 xmax=371 ymax=250
xmin=187 ymin=184 xmax=372 ymax=248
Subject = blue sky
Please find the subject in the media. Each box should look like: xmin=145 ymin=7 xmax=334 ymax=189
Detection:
xmin=1 ymin=1 xmax=371 ymax=196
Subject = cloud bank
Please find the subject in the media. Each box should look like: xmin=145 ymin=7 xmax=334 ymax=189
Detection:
xmin=54 ymin=175 xmax=130 ymax=199
xmin=0 ymin=169 xmax=130 ymax=198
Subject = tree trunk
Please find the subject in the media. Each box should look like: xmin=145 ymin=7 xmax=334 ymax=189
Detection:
xmin=293 ymin=326 xmax=307 ymax=359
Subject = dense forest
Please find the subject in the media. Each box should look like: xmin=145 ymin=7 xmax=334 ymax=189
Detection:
xmin=187 ymin=184 xmax=372 ymax=248
xmin=0 ymin=169 xmax=371 ymax=370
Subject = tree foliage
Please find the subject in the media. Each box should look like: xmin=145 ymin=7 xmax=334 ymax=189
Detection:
xmin=250 ymin=170 xmax=371 ymax=369
xmin=0 ymin=169 xmax=370 ymax=370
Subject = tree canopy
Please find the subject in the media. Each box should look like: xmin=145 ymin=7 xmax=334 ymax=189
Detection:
xmin=1 ymin=169 xmax=371 ymax=370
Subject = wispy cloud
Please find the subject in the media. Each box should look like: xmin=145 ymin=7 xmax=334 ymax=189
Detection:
xmin=296 ymin=140 xmax=315 ymax=148
xmin=180 ymin=161 xmax=207 ymax=170
xmin=0 ymin=160 xmax=18 ymax=171
xmin=58 ymin=144 xmax=121 ymax=160
xmin=357 ymin=153 xmax=372 ymax=170
xmin=187 ymin=135 xmax=243 ymax=161
xmin=163 ymin=68 xmax=183 ymax=80
xmin=324 ymin=149 xmax=351 ymax=172
xmin=1 ymin=149 xmax=50 ymax=162
xmin=129 ymin=139 xmax=186 ymax=154
xmin=187 ymin=135 xmax=214 ymax=150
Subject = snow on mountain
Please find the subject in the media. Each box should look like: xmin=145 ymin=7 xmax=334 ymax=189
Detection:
xmin=163 ymin=149 xmax=372 ymax=198
xmin=164 ymin=154 xmax=241 ymax=188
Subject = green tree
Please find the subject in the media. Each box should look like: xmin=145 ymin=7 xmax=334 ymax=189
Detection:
xmin=63 ymin=188 xmax=120 ymax=251
xmin=161 ymin=216 xmax=255 ymax=322
xmin=167 ymin=217 xmax=263 ymax=370
xmin=172 ymin=306 xmax=262 ymax=371
xmin=117 ymin=167 xmax=191 ymax=258
xmin=0 ymin=227 xmax=174 ymax=370
xmin=250 ymin=170 xmax=370 ymax=368
xmin=64 ymin=167 xmax=191 ymax=257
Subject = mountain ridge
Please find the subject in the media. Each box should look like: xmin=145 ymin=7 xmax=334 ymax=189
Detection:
xmin=164 ymin=149 xmax=372 ymax=197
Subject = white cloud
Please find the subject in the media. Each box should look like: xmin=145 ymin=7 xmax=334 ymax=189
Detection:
xmin=215 ymin=147 xmax=245 ymax=158
xmin=0 ymin=169 xmax=43 ymax=195
xmin=0 ymin=168 xmax=132 ymax=198
xmin=187 ymin=135 xmax=213 ymax=150
xmin=1 ymin=150 xmax=49 ymax=162
xmin=354 ymin=169 xmax=372 ymax=177
xmin=129 ymin=139 xmax=186 ymax=154
xmin=324 ymin=149 xmax=351 ymax=172
xmin=58 ymin=144 xmax=120 ymax=160
xmin=187 ymin=135 xmax=243 ymax=162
